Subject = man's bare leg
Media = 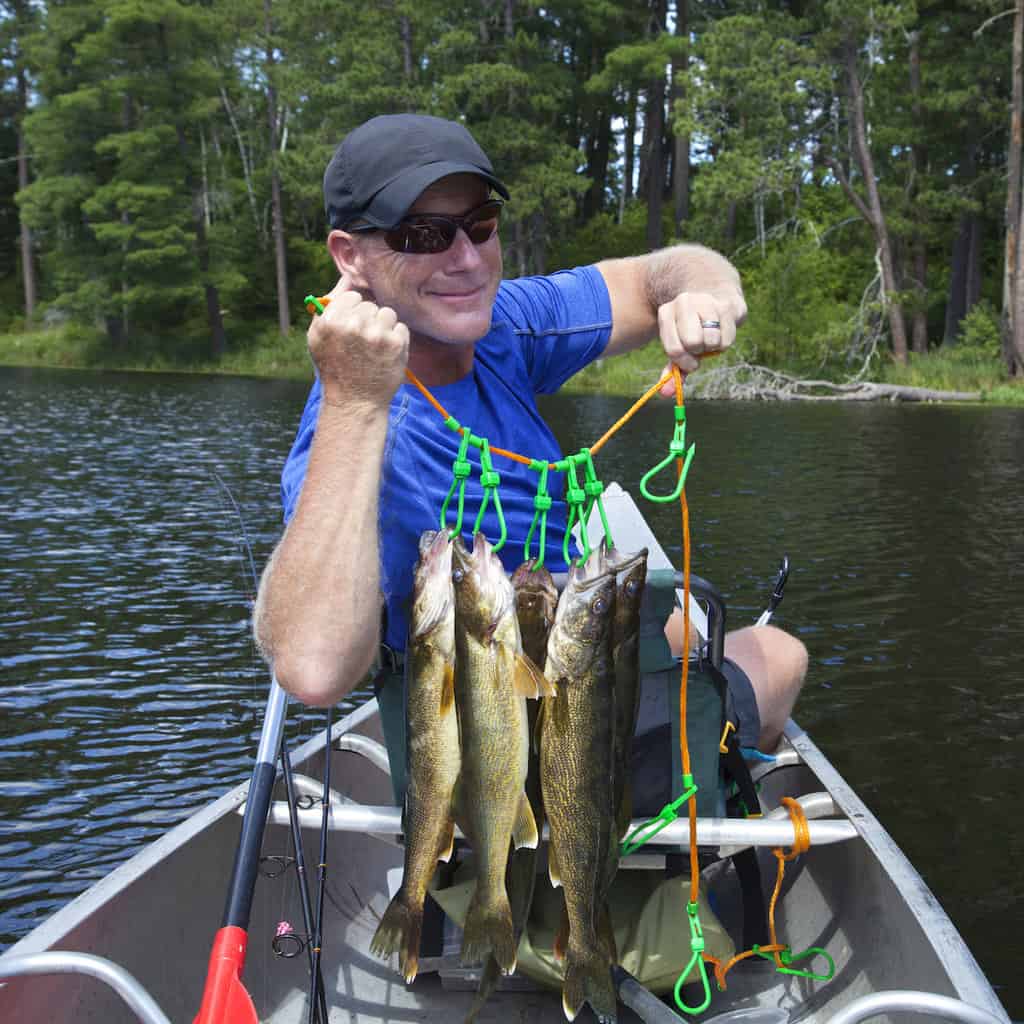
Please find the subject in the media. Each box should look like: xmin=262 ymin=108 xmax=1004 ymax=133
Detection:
xmin=665 ymin=610 xmax=808 ymax=753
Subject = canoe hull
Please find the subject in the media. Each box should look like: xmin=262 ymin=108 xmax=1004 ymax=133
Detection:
xmin=0 ymin=697 xmax=1007 ymax=1024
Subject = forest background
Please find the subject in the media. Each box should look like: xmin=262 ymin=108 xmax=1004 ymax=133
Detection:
xmin=2 ymin=0 xmax=1024 ymax=402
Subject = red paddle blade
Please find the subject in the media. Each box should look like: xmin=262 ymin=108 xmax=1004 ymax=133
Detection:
xmin=194 ymin=926 xmax=258 ymax=1024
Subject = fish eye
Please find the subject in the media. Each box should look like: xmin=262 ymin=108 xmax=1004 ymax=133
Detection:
xmin=625 ymin=580 xmax=640 ymax=597
xmin=592 ymin=596 xmax=607 ymax=614
xmin=452 ymin=568 xmax=465 ymax=584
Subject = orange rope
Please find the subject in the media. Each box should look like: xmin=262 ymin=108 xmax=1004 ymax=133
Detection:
xmin=668 ymin=367 xmax=701 ymax=905
xmin=589 ymin=372 xmax=673 ymax=456
xmin=309 ymin=294 xmax=671 ymax=468
xmin=704 ymin=796 xmax=811 ymax=988
xmin=403 ymin=369 xmax=536 ymax=466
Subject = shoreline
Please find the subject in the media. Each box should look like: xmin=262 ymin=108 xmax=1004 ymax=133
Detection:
xmin=2 ymin=329 xmax=1022 ymax=405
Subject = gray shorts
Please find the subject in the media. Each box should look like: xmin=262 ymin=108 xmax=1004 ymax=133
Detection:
xmin=722 ymin=657 xmax=761 ymax=750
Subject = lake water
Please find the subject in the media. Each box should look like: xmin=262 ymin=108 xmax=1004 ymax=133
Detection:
xmin=0 ymin=366 xmax=1021 ymax=1017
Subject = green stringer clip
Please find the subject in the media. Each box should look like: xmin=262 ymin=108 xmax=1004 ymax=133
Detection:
xmin=674 ymin=901 xmax=713 ymax=1015
xmin=754 ymin=944 xmax=836 ymax=982
xmin=554 ymin=449 xmax=614 ymax=567
xmin=438 ymin=417 xmax=506 ymax=551
xmin=620 ymin=774 xmax=698 ymax=858
xmin=640 ymin=405 xmax=695 ymax=503
xmin=524 ymin=460 xmax=552 ymax=569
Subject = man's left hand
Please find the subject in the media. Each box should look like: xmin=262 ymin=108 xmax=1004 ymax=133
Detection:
xmin=656 ymin=290 xmax=746 ymax=396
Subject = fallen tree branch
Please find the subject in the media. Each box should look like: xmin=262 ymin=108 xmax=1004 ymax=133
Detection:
xmin=687 ymin=362 xmax=980 ymax=402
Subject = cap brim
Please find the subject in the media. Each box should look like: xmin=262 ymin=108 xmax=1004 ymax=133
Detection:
xmin=360 ymin=161 xmax=510 ymax=229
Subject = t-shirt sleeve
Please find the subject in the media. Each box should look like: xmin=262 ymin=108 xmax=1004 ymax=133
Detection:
xmin=280 ymin=378 xmax=322 ymax=523
xmin=492 ymin=265 xmax=612 ymax=395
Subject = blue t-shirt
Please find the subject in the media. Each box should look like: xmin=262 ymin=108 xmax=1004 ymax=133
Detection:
xmin=280 ymin=264 xmax=613 ymax=652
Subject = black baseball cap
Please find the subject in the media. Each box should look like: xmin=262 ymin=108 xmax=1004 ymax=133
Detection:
xmin=324 ymin=114 xmax=511 ymax=230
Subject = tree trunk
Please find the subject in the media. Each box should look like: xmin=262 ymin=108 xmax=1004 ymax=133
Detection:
xmin=841 ymin=37 xmax=908 ymax=362
xmin=16 ymin=66 xmax=36 ymax=323
xmin=644 ymin=83 xmax=665 ymax=251
xmin=624 ymin=89 xmax=637 ymax=205
xmin=584 ymin=105 xmax=611 ymax=219
xmin=530 ymin=211 xmax=546 ymax=276
xmin=671 ymin=0 xmax=689 ymax=235
xmin=644 ymin=0 xmax=667 ymax=251
xmin=1003 ymin=0 xmax=1024 ymax=376
xmin=907 ymin=29 xmax=928 ymax=354
xmin=265 ymin=0 xmax=290 ymax=336
xmin=400 ymin=15 xmax=413 ymax=81
xmin=943 ymin=143 xmax=979 ymax=346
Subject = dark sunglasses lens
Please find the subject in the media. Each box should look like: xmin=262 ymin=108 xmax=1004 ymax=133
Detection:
xmin=385 ymin=200 xmax=504 ymax=254
xmin=386 ymin=220 xmax=457 ymax=254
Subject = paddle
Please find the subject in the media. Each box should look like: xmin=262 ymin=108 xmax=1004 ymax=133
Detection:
xmin=193 ymin=679 xmax=288 ymax=1024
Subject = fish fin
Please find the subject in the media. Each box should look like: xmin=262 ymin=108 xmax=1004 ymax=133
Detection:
xmin=512 ymin=651 xmax=553 ymax=699
xmin=370 ymin=890 xmax=423 ymax=985
xmin=461 ymin=888 xmax=517 ymax=974
xmin=464 ymin=956 xmax=502 ymax=1023
xmin=562 ymin=947 xmax=617 ymax=1024
xmin=552 ymin=902 xmax=569 ymax=963
xmin=598 ymin=901 xmax=618 ymax=964
xmin=437 ymin=817 xmax=456 ymax=863
xmin=616 ymin=782 xmax=632 ymax=841
xmin=440 ymin=660 xmax=456 ymax=715
xmin=512 ymin=792 xmax=538 ymax=850
xmin=548 ymin=836 xmax=562 ymax=889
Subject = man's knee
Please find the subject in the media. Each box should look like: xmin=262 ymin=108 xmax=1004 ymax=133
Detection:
xmin=725 ymin=624 xmax=806 ymax=686
xmin=725 ymin=625 xmax=807 ymax=750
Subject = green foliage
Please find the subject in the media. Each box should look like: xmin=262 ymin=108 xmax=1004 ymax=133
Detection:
xmin=548 ymin=202 xmax=650 ymax=270
xmin=0 ymin=0 xmax=1016 ymax=391
xmin=957 ymin=301 xmax=1001 ymax=355
xmin=734 ymin=226 xmax=861 ymax=372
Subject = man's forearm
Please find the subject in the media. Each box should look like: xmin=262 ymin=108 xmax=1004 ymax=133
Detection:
xmin=642 ymin=244 xmax=743 ymax=314
xmin=598 ymin=243 xmax=746 ymax=358
xmin=254 ymin=401 xmax=388 ymax=706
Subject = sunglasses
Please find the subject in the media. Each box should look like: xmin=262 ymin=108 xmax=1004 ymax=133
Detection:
xmin=353 ymin=199 xmax=504 ymax=255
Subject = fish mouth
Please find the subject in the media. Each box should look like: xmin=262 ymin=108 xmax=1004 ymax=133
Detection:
xmin=420 ymin=528 xmax=453 ymax=572
xmin=606 ymin=546 xmax=648 ymax=575
xmin=570 ymin=547 xmax=615 ymax=590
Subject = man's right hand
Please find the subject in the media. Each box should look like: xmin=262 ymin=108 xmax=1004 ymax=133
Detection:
xmin=307 ymin=277 xmax=410 ymax=408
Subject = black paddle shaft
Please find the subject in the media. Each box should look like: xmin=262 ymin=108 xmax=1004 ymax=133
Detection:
xmin=222 ymin=681 xmax=288 ymax=929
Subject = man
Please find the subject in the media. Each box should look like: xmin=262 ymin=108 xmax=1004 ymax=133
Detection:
xmin=254 ymin=113 xmax=806 ymax=776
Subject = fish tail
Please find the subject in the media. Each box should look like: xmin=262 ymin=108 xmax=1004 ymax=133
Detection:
xmin=561 ymin=947 xmax=617 ymax=1024
xmin=370 ymin=891 xmax=422 ymax=985
xmin=463 ymin=956 xmax=502 ymax=1024
xmin=461 ymin=888 xmax=516 ymax=974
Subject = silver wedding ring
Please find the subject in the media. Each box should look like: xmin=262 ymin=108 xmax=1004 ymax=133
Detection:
xmin=700 ymin=319 xmax=722 ymax=330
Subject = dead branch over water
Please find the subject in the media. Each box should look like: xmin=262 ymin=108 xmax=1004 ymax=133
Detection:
xmin=688 ymin=362 xmax=981 ymax=403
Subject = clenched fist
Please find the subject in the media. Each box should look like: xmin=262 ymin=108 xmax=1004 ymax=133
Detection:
xmin=307 ymin=278 xmax=410 ymax=408
xmin=656 ymin=289 xmax=746 ymax=396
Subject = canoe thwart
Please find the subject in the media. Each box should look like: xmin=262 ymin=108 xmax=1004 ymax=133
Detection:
xmin=253 ymin=795 xmax=858 ymax=849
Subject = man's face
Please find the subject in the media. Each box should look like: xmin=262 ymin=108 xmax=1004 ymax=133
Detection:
xmin=344 ymin=174 xmax=503 ymax=348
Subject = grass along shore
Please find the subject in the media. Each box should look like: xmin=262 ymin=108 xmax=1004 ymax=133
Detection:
xmin=2 ymin=322 xmax=1022 ymax=404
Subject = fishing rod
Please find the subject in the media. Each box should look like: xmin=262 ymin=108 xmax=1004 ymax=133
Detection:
xmin=194 ymin=678 xmax=288 ymax=1024
xmin=756 ymin=556 xmax=790 ymax=627
xmin=195 ymin=471 xmax=332 ymax=1024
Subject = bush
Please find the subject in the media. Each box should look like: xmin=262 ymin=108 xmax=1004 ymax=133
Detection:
xmin=957 ymin=300 xmax=1001 ymax=355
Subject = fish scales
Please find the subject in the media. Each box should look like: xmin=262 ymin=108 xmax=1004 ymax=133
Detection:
xmin=452 ymin=534 xmax=551 ymax=975
xmin=540 ymin=550 xmax=619 ymax=1024
xmin=370 ymin=530 xmax=459 ymax=984
xmin=465 ymin=561 xmax=558 ymax=1023
xmin=609 ymin=548 xmax=649 ymax=841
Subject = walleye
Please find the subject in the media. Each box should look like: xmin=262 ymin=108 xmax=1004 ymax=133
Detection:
xmin=540 ymin=549 xmax=619 ymax=1024
xmin=466 ymin=560 xmax=559 ymax=1022
xmin=370 ymin=530 xmax=459 ymax=984
xmin=608 ymin=548 xmax=648 ymax=838
xmin=452 ymin=534 xmax=553 ymax=974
